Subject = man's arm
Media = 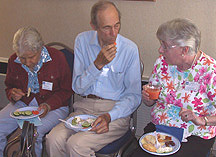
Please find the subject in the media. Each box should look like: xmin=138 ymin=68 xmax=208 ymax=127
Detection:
xmin=91 ymin=47 xmax=142 ymax=134
xmin=72 ymin=36 xmax=102 ymax=95
xmin=108 ymin=48 xmax=142 ymax=121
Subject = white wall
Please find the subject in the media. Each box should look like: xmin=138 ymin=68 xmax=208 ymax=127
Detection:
xmin=1 ymin=0 xmax=216 ymax=149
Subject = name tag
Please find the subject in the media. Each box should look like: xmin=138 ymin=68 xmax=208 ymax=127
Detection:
xmin=185 ymin=82 xmax=199 ymax=91
xmin=42 ymin=81 xmax=53 ymax=91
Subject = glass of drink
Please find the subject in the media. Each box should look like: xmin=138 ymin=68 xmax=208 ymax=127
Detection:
xmin=146 ymin=83 xmax=161 ymax=100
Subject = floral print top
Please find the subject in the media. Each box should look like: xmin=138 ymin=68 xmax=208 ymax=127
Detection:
xmin=150 ymin=52 xmax=216 ymax=139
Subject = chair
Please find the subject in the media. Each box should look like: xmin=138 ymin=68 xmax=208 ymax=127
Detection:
xmin=45 ymin=42 xmax=75 ymax=111
xmin=41 ymin=42 xmax=75 ymax=156
xmin=46 ymin=42 xmax=137 ymax=157
xmin=45 ymin=43 xmax=144 ymax=157
xmin=95 ymin=60 xmax=144 ymax=157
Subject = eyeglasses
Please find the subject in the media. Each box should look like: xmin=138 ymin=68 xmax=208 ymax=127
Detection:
xmin=99 ymin=23 xmax=121 ymax=33
xmin=159 ymin=41 xmax=178 ymax=51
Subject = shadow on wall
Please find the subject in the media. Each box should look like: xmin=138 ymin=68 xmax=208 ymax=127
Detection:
xmin=0 ymin=62 xmax=7 ymax=74
xmin=0 ymin=75 xmax=9 ymax=110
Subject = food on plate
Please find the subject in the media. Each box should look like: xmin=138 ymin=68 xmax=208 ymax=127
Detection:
xmin=157 ymin=134 xmax=172 ymax=142
xmin=165 ymin=141 xmax=175 ymax=147
xmin=13 ymin=111 xmax=21 ymax=116
xmin=156 ymin=147 xmax=173 ymax=153
xmin=71 ymin=116 xmax=96 ymax=128
xmin=13 ymin=109 xmax=40 ymax=117
xmin=141 ymin=135 xmax=157 ymax=152
xmin=72 ymin=117 xmax=79 ymax=125
xmin=141 ymin=133 xmax=175 ymax=153
xmin=24 ymin=110 xmax=32 ymax=116
xmin=143 ymin=143 xmax=157 ymax=152
xmin=82 ymin=121 xmax=91 ymax=128
xmin=32 ymin=110 xmax=40 ymax=115
xmin=13 ymin=110 xmax=33 ymax=116
xmin=144 ymin=135 xmax=156 ymax=145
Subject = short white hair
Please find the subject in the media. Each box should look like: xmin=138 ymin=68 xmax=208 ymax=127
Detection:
xmin=156 ymin=18 xmax=201 ymax=55
xmin=13 ymin=26 xmax=44 ymax=56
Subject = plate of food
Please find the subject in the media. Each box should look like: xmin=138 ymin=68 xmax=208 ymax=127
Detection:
xmin=139 ymin=132 xmax=181 ymax=156
xmin=65 ymin=114 xmax=97 ymax=132
xmin=10 ymin=106 xmax=44 ymax=119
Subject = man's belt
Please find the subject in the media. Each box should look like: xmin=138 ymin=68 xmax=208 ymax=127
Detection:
xmin=82 ymin=94 xmax=105 ymax=100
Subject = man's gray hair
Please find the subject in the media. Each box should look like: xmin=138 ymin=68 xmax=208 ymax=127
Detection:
xmin=91 ymin=0 xmax=121 ymax=28
xmin=13 ymin=26 xmax=44 ymax=56
xmin=156 ymin=18 xmax=201 ymax=54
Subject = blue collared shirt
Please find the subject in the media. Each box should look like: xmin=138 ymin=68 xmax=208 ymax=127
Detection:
xmin=72 ymin=31 xmax=142 ymax=121
xmin=15 ymin=46 xmax=52 ymax=93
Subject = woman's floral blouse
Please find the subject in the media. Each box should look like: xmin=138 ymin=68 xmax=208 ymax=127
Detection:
xmin=150 ymin=52 xmax=216 ymax=139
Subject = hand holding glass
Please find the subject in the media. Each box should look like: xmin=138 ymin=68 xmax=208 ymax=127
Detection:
xmin=145 ymin=84 xmax=161 ymax=100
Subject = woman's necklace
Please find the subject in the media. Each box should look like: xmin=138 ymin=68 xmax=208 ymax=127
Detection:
xmin=173 ymin=52 xmax=199 ymax=91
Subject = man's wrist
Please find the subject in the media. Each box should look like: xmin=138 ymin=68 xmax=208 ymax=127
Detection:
xmin=104 ymin=113 xmax=111 ymax=123
xmin=94 ymin=61 xmax=103 ymax=70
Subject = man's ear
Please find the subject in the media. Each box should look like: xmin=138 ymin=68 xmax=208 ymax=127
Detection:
xmin=90 ymin=22 xmax=96 ymax=30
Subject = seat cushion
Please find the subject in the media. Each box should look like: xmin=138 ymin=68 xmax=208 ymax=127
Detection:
xmin=96 ymin=129 xmax=132 ymax=154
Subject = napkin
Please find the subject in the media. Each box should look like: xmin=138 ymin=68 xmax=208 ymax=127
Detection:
xmin=16 ymin=117 xmax=42 ymax=129
xmin=156 ymin=124 xmax=184 ymax=142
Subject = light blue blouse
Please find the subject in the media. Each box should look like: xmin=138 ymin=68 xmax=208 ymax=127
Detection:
xmin=15 ymin=47 xmax=52 ymax=94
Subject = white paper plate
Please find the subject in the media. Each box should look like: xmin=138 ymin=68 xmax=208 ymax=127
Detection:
xmin=139 ymin=132 xmax=181 ymax=156
xmin=65 ymin=114 xmax=97 ymax=132
xmin=10 ymin=106 xmax=44 ymax=119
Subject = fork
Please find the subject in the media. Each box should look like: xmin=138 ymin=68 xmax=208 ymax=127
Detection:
xmin=154 ymin=131 xmax=161 ymax=149
xmin=59 ymin=119 xmax=73 ymax=127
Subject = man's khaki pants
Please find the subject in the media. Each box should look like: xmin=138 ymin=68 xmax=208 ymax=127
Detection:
xmin=46 ymin=98 xmax=130 ymax=157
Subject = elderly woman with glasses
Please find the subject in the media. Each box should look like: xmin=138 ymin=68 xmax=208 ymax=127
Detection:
xmin=132 ymin=18 xmax=216 ymax=156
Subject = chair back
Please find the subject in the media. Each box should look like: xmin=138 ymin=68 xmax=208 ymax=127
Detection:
xmin=45 ymin=42 xmax=74 ymax=111
xmin=45 ymin=42 xmax=74 ymax=72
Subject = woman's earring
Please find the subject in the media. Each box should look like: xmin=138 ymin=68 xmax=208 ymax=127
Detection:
xmin=182 ymin=54 xmax=184 ymax=57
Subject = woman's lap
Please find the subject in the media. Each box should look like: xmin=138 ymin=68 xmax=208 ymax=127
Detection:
xmin=0 ymin=100 xmax=69 ymax=157
xmin=130 ymin=122 xmax=215 ymax=157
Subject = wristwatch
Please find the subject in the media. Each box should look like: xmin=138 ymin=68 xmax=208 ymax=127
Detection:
xmin=204 ymin=116 xmax=208 ymax=126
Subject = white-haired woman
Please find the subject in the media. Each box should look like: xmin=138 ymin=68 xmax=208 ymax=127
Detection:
xmin=0 ymin=26 xmax=73 ymax=157
xmin=132 ymin=18 xmax=216 ymax=156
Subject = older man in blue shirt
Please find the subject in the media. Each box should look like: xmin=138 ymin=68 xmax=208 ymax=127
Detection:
xmin=46 ymin=1 xmax=142 ymax=156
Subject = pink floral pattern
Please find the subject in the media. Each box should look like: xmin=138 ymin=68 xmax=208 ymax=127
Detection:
xmin=150 ymin=52 xmax=216 ymax=139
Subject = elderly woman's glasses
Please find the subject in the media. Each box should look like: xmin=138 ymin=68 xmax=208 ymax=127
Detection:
xmin=160 ymin=41 xmax=178 ymax=51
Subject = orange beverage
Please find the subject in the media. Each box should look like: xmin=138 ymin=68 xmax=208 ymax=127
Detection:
xmin=146 ymin=84 xmax=161 ymax=100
